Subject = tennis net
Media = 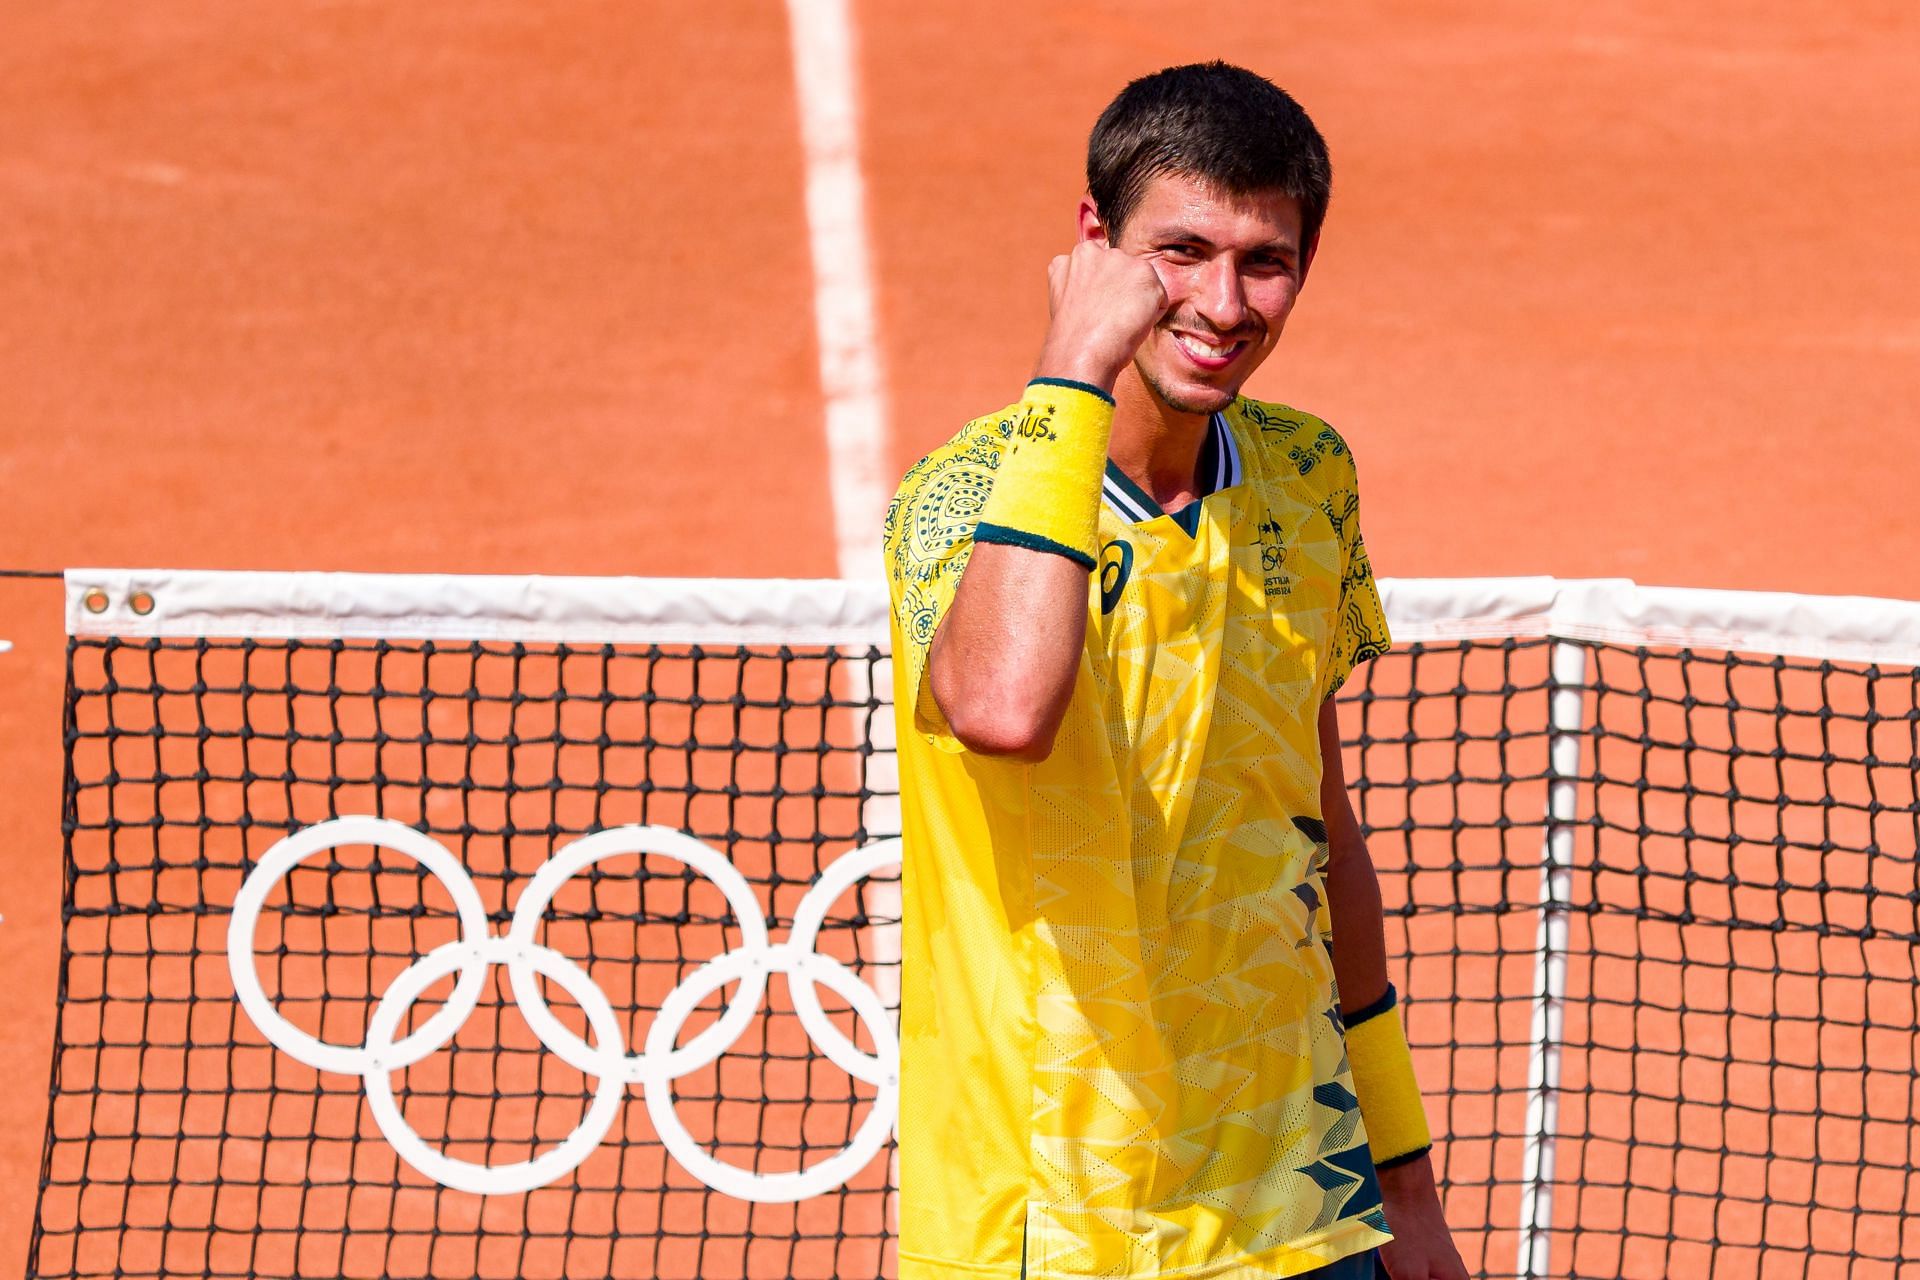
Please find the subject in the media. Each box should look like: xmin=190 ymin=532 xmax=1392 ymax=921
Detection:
xmin=29 ymin=569 xmax=1920 ymax=1280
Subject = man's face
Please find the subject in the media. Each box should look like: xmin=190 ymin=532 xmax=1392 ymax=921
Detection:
xmin=1090 ymin=172 xmax=1314 ymax=415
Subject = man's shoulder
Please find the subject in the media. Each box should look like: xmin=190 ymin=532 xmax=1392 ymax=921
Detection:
xmin=1230 ymin=396 xmax=1360 ymax=490
xmin=884 ymin=404 xmax=1020 ymax=526
xmin=881 ymin=403 xmax=1020 ymax=582
xmin=895 ymin=404 xmax=1020 ymax=490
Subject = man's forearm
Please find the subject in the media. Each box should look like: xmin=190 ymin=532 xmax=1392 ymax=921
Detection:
xmin=1318 ymin=699 xmax=1433 ymax=1168
xmin=1318 ymin=699 xmax=1466 ymax=1280
xmin=928 ymin=377 xmax=1113 ymax=759
xmin=1324 ymin=834 xmax=1433 ymax=1173
xmin=929 ymin=542 xmax=1089 ymax=760
xmin=928 ymin=238 xmax=1167 ymax=760
xmin=1324 ymin=816 xmax=1393 ymax=1020
xmin=1319 ymin=698 xmax=1393 ymax=1017
xmin=927 ymin=377 xmax=1109 ymax=758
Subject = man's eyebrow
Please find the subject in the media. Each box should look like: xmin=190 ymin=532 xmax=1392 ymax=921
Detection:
xmin=1139 ymin=224 xmax=1216 ymax=247
xmin=1142 ymin=226 xmax=1298 ymax=255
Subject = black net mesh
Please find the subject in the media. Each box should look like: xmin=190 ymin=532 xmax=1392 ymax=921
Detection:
xmin=28 ymin=627 xmax=1920 ymax=1279
xmin=36 ymin=636 xmax=896 ymax=1280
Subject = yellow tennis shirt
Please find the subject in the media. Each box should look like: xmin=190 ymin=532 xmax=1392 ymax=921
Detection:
xmin=883 ymin=395 xmax=1395 ymax=1280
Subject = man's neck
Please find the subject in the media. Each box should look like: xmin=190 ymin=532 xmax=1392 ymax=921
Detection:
xmin=1107 ymin=367 xmax=1218 ymax=512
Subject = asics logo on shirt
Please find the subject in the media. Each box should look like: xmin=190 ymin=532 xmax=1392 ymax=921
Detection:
xmin=1099 ymin=538 xmax=1134 ymax=614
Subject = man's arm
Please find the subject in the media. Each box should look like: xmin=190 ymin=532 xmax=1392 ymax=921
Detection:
xmin=927 ymin=240 xmax=1165 ymax=759
xmin=929 ymin=544 xmax=1088 ymax=761
xmin=1319 ymin=698 xmax=1468 ymax=1280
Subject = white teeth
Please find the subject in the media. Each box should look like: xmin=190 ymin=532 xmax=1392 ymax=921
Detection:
xmin=1176 ymin=333 xmax=1238 ymax=360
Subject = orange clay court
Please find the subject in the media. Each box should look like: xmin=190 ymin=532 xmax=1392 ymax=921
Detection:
xmin=1 ymin=4 xmax=1918 ymax=1278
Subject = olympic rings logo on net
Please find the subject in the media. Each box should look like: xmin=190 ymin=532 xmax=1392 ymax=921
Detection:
xmin=226 ymin=816 xmax=900 ymax=1201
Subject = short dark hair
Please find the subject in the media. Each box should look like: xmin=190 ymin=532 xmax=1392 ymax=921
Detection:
xmin=1087 ymin=62 xmax=1332 ymax=244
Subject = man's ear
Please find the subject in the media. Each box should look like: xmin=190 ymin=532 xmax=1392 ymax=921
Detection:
xmin=1077 ymin=196 xmax=1109 ymax=245
xmin=1299 ymin=230 xmax=1321 ymax=287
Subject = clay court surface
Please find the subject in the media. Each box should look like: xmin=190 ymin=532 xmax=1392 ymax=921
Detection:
xmin=2 ymin=2 xmax=1917 ymax=1271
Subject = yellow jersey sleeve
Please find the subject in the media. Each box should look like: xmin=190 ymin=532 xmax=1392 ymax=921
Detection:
xmin=1321 ymin=447 xmax=1392 ymax=700
xmin=882 ymin=417 xmax=1007 ymax=747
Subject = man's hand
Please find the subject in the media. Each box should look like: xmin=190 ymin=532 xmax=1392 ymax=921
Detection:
xmin=1376 ymin=1156 xmax=1469 ymax=1280
xmin=1033 ymin=240 xmax=1168 ymax=393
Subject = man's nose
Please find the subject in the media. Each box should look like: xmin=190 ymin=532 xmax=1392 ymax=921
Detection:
xmin=1191 ymin=257 xmax=1248 ymax=333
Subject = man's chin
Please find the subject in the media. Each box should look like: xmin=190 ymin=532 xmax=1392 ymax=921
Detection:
xmin=1140 ymin=366 xmax=1239 ymax=416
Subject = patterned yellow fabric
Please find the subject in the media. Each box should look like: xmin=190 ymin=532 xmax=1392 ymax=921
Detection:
xmin=883 ymin=396 xmax=1394 ymax=1280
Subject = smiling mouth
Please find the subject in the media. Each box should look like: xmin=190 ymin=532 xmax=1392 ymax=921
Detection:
xmin=1171 ymin=331 xmax=1247 ymax=368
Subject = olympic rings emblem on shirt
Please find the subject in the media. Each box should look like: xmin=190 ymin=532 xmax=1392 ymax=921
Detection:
xmin=226 ymin=816 xmax=900 ymax=1201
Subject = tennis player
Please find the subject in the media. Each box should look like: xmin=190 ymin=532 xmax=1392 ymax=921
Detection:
xmin=883 ymin=63 xmax=1467 ymax=1280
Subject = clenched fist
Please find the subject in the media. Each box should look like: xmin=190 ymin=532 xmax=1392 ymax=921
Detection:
xmin=1033 ymin=240 xmax=1168 ymax=393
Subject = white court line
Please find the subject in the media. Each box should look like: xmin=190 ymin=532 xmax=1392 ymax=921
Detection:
xmin=783 ymin=12 xmax=898 ymax=1216
xmin=785 ymin=0 xmax=890 ymax=583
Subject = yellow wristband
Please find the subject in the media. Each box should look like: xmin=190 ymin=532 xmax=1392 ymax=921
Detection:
xmin=1344 ymin=984 xmax=1433 ymax=1167
xmin=973 ymin=378 xmax=1115 ymax=569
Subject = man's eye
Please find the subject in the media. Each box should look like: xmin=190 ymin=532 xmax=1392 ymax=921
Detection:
xmin=1158 ymin=244 xmax=1202 ymax=262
